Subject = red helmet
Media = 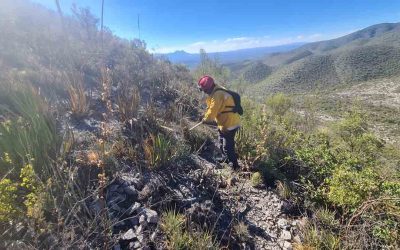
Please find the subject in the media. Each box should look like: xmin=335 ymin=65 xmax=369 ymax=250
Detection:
xmin=198 ymin=75 xmax=215 ymax=91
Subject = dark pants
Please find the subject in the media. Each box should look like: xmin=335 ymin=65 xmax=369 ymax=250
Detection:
xmin=218 ymin=128 xmax=239 ymax=169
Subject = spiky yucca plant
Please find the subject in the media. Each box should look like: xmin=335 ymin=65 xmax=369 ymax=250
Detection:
xmin=143 ymin=133 xmax=173 ymax=169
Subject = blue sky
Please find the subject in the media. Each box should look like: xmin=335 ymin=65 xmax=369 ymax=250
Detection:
xmin=32 ymin=0 xmax=400 ymax=53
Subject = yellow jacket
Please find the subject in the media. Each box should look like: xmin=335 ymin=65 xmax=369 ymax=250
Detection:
xmin=203 ymin=85 xmax=241 ymax=131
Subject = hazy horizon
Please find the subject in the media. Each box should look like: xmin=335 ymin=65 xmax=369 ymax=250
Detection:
xmin=30 ymin=0 xmax=400 ymax=53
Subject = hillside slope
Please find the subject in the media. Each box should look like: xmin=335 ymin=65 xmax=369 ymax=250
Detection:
xmin=235 ymin=22 xmax=400 ymax=94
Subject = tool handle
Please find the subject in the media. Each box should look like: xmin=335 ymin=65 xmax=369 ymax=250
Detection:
xmin=189 ymin=122 xmax=203 ymax=131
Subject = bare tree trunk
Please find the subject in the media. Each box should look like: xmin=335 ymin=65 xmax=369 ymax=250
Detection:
xmin=55 ymin=0 xmax=63 ymax=18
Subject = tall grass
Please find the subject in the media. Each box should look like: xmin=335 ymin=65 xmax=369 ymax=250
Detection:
xmin=160 ymin=210 xmax=218 ymax=250
xmin=117 ymin=84 xmax=140 ymax=122
xmin=143 ymin=133 xmax=174 ymax=169
xmin=0 ymin=83 xmax=58 ymax=179
xmin=67 ymin=82 xmax=89 ymax=118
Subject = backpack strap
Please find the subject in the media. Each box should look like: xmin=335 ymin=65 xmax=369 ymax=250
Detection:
xmin=214 ymin=88 xmax=236 ymax=114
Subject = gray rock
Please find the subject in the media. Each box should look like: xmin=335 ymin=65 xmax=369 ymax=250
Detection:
xmin=277 ymin=218 xmax=289 ymax=229
xmin=293 ymin=235 xmax=301 ymax=243
xmin=113 ymin=244 xmax=121 ymax=250
xmin=122 ymin=229 xmax=137 ymax=240
xmin=129 ymin=241 xmax=141 ymax=249
xmin=128 ymin=202 xmax=142 ymax=215
xmin=136 ymin=225 xmax=144 ymax=234
xmin=283 ymin=241 xmax=293 ymax=250
xmin=139 ymin=215 xmax=147 ymax=225
xmin=137 ymin=234 xmax=144 ymax=243
xmin=280 ymin=230 xmax=292 ymax=241
xmin=145 ymin=209 xmax=158 ymax=224
xmin=269 ymin=232 xmax=277 ymax=238
xmin=138 ymin=184 xmax=155 ymax=201
xmin=121 ymin=176 xmax=144 ymax=190
xmin=150 ymin=231 xmax=158 ymax=241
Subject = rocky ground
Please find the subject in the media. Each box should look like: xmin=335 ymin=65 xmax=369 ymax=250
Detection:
xmin=197 ymin=157 xmax=304 ymax=250
xmin=97 ymin=151 xmax=304 ymax=250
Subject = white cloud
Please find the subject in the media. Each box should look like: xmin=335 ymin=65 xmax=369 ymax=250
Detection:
xmin=154 ymin=32 xmax=350 ymax=54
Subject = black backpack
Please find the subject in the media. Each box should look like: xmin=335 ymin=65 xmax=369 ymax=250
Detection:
xmin=214 ymin=88 xmax=244 ymax=115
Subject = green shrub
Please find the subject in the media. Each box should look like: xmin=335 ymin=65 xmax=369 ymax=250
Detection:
xmin=295 ymin=130 xmax=338 ymax=186
xmin=250 ymin=172 xmax=263 ymax=187
xmin=265 ymin=93 xmax=292 ymax=118
xmin=161 ymin=210 xmax=189 ymax=249
xmin=221 ymin=96 xmax=399 ymax=249
xmin=372 ymin=218 xmax=399 ymax=245
xmin=0 ymin=178 xmax=19 ymax=222
xmin=327 ymin=166 xmax=380 ymax=209
xmin=334 ymin=111 xmax=383 ymax=166
xmin=20 ymin=163 xmax=46 ymax=221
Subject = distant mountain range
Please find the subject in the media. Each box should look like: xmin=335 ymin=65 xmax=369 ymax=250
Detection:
xmin=227 ymin=22 xmax=400 ymax=94
xmin=156 ymin=43 xmax=305 ymax=68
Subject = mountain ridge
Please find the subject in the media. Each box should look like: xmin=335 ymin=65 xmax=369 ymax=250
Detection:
xmin=156 ymin=42 xmax=306 ymax=68
xmin=227 ymin=22 xmax=400 ymax=95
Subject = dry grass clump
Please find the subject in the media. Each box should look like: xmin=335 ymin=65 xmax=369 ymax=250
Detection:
xmin=117 ymin=84 xmax=140 ymax=122
xmin=276 ymin=180 xmax=292 ymax=200
xmin=299 ymin=222 xmax=341 ymax=250
xmin=110 ymin=139 xmax=138 ymax=162
xmin=66 ymin=72 xmax=89 ymax=118
xmin=233 ymin=221 xmax=250 ymax=242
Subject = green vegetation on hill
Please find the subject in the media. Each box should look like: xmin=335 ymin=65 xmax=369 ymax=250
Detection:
xmin=237 ymin=95 xmax=400 ymax=249
xmin=226 ymin=22 xmax=400 ymax=95
xmin=242 ymin=61 xmax=272 ymax=84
